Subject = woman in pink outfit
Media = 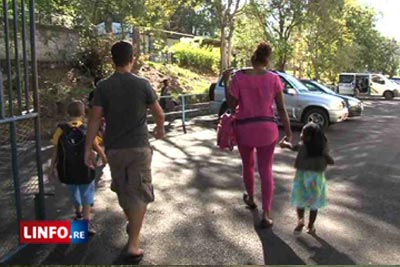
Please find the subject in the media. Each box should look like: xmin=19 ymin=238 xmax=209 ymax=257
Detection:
xmin=223 ymin=42 xmax=292 ymax=228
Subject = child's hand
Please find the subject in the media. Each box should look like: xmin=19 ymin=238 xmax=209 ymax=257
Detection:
xmin=279 ymin=136 xmax=293 ymax=149
xmin=280 ymin=141 xmax=293 ymax=149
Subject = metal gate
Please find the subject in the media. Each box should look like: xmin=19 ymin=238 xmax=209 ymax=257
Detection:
xmin=0 ymin=0 xmax=46 ymax=262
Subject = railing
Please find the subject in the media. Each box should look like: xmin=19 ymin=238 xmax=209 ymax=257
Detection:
xmin=151 ymin=93 xmax=210 ymax=134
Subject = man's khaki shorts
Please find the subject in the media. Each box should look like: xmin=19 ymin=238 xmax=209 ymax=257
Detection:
xmin=107 ymin=146 xmax=154 ymax=212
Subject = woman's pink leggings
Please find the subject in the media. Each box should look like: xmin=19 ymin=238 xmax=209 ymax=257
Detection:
xmin=238 ymin=142 xmax=276 ymax=212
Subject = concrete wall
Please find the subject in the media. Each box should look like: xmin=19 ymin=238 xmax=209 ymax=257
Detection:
xmin=0 ymin=23 xmax=79 ymax=62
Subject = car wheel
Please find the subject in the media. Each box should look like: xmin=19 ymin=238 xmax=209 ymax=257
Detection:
xmin=383 ymin=91 xmax=394 ymax=100
xmin=302 ymin=108 xmax=329 ymax=129
xmin=218 ymin=102 xmax=228 ymax=117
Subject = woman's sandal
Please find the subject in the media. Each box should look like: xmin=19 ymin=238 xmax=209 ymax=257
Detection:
xmin=259 ymin=218 xmax=274 ymax=229
xmin=243 ymin=193 xmax=257 ymax=210
xmin=126 ymin=252 xmax=144 ymax=264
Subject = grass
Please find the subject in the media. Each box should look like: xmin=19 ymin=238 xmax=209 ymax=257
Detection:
xmin=146 ymin=61 xmax=217 ymax=94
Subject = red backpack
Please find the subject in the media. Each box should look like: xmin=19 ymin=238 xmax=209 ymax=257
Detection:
xmin=217 ymin=112 xmax=237 ymax=151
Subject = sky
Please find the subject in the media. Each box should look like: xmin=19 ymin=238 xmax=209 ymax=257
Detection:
xmin=359 ymin=0 xmax=400 ymax=40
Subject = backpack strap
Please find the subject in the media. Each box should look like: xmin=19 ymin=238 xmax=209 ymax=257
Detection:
xmin=57 ymin=123 xmax=72 ymax=135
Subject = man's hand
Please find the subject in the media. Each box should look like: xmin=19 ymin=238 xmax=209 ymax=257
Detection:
xmin=85 ymin=149 xmax=96 ymax=169
xmin=153 ymin=125 xmax=165 ymax=139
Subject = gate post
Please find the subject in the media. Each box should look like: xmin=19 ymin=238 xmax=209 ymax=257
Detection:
xmin=30 ymin=0 xmax=46 ymax=220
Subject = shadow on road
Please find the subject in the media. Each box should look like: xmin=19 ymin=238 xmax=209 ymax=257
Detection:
xmin=4 ymin=100 xmax=400 ymax=264
xmin=295 ymin=234 xmax=356 ymax=264
xmin=249 ymin=209 xmax=305 ymax=265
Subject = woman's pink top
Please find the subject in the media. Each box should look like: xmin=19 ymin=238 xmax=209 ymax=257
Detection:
xmin=229 ymin=70 xmax=284 ymax=147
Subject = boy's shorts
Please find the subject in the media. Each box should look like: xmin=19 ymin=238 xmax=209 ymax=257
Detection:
xmin=106 ymin=147 xmax=154 ymax=212
xmin=68 ymin=180 xmax=95 ymax=207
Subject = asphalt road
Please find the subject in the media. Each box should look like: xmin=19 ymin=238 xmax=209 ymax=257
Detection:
xmin=6 ymin=100 xmax=400 ymax=265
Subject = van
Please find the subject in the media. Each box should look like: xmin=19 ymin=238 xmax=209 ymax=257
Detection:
xmin=338 ymin=73 xmax=400 ymax=100
xmin=390 ymin=77 xmax=400 ymax=85
xmin=210 ymin=70 xmax=348 ymax=128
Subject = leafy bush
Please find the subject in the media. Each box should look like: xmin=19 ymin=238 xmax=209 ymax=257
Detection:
xmin=170 ymin=42 xmax=219 ymax=73
xmin=75 ymin=34 xmax=115 ymax=79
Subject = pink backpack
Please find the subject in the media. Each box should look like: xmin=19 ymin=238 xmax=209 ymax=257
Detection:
xmin=217 ymin=112 xmax=237 ymax=151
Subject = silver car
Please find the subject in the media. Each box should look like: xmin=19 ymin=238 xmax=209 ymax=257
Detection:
xmin=210 ymin=71 xmax=348 ymax=128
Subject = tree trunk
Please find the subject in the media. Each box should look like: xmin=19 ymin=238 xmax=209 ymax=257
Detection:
xmin=277 ymin=55 xmax=286 ymax=72
xmin=226 ymin=20 xmax=235 ymax=69
xmin=220 ymin=26 xmax=227 ymax=74
xmin=132 ymin=25 xmax=141 ymax=72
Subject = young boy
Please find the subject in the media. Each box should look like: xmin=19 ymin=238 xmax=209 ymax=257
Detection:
xmin=49 ymin=100 xmax=107 ymax=235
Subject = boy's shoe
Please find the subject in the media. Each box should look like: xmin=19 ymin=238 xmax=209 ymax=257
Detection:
xmin=74 ymin=212 xmax=83 ymax=220
xmin=88 ymin=222 xmax=97 ymax=235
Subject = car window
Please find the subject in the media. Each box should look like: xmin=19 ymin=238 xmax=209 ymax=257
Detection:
xmin=317 ymin=82 xmax=335 ymax=93
xmin=303 ymin=82 xmax=320 ymax=92
xmin=281 ymin=74 xmax=309 ymax=92
xmin=279 ymin=76 xmax=293 ymax=93
xmin=372 ymin=75 xmax=385 ymax=85
xmin=339 ymin=75 xmax=354 ymax=83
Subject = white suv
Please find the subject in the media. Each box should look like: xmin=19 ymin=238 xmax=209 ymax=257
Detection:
xmin=209 ymin=70 xmax=348 ymax=128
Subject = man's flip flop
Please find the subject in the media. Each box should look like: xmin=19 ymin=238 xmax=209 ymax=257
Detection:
xmin=125 ymin=252 xmax=144 ymax=264
xmin=243 ymin=193 xmax=257 ymax=210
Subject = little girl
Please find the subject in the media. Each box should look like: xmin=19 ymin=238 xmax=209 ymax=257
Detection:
xmin=280 ymin=122 xmax=334 ymax=234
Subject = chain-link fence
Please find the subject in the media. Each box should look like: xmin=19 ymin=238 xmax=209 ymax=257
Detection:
xmin=0 ymin=119 xmax=41 ymax=259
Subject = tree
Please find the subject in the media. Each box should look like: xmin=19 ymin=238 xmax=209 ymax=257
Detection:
xmin=302 ymin=0 xmax=347 ymax=80
xmin=233 ymin=5 xmax=265 ymax=68
xmin=213 ymin=0 xmax=246 ymax=73
xmin=249 ymin=0 xmax=308 ymax=71
xmin=167 ymin=1 xmax=219 ymax=36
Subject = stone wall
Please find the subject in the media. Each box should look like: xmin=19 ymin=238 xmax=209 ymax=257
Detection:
xmin=0 ymin=23 xmax=79 ymax=62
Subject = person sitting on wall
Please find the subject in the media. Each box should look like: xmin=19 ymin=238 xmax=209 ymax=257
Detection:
xmin=160 ymin=79 xmax=177 ymax=112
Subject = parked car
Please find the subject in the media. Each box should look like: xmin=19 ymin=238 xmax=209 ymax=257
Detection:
xmin=338 ymin=73 xmax=400 ymax=100
xmin=301 ymin=79 xmax=363 ymax=117
xmin=210 ymin=70 xmax=348 ymax=128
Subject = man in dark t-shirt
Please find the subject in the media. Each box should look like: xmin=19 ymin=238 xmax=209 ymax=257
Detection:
xmin=85 ymin=41 xmax=165 ymax=263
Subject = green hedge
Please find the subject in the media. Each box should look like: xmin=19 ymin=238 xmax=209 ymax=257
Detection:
xmin=171 ymin=42 xmax=219 ymax=73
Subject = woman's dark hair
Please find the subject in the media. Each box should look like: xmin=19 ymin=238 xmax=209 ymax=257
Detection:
xmin=251 ymin=41 xmax=272 ymax=66
xmin=302 ymin=122 xmax=328 ymax=157
xmin=111 ymin=41 xmax=133 ymax=67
